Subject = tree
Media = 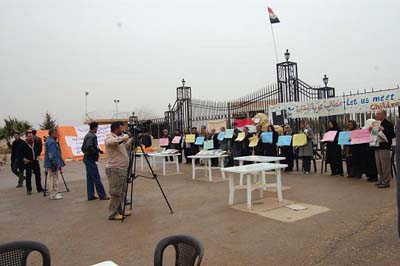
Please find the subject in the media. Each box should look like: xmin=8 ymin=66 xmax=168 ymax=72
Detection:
xmin=0 ymin=117 xmax=32 ymax=145
xmin=40 ymin=111 xmax=57 ymax=130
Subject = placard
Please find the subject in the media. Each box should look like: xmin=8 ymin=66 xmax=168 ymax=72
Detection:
xmin=350 ymin=129 xmax=371 ymax=145
xmin=338 ymin=131 xmax=351 ymax=145
xmin=235 ymin=132 xmax=245 ymax=142
xmin=321 ymin=131 xmax=338 ymax=142
xmin=195 ymin=136 xmax=205 ymax=145
xmin=261 ymin=132 xmax=273 ymax=143
xmin=159 ymin=138 xmax=170 ymax=147
xmin=249 ymin=136 xmax=259 ymax=147
xmin=217 ymin=132 xmax=226 ymax=141
xmin=172 ymin=136 xmax=182 ymax=144
xmin=185 ymin=134 xmax=196 ymax=143
xmin=277 ymin=135 xmax=292 ymax=146
xmin=225 ymin=129 xmax=234 ymax=139
xmin=292 ymin=134 xmax=307 ymax=147
xmin=203 ymin=140 xmax=214 ymax=150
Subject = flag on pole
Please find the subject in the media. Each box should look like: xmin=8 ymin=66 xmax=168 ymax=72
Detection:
xmin=268 ymin=7 xmax=280 ymax=24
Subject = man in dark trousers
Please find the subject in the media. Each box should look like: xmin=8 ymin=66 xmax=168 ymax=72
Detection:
xmin=32 ymin=129 xmax=43 ymax=156
xmin=20 ymin=131 xmax=44 ymax=194
xmin=81 ymin=122 xmax=109 ymax=201
xmin=374 ymin=110 xmax=395 ymax=188
xmin=11 ymin=132 xmax=25 ymax=187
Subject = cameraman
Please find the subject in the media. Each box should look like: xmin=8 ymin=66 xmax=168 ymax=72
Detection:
xmin=105 ymin=121 xmax=132 ymax=221
xmin=81 ymin=122 xmax=109 ymax=201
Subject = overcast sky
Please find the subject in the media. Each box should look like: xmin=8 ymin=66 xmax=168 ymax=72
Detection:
xmin=0 ymin=0 xmax=399 ymax=127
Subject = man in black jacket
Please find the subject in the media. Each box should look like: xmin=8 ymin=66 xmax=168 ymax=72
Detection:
xmin=20 ymin=131 xmax=44 ymax=194
xmin=374 ymin=110 xmax=395 ymax=188
xmin=81 ymin=122 xmax=109 ymax=201
xmin=11 ymin=132 xmax=25 ymax=188
xmin=32 ymin=129 xmax=43 ymax=157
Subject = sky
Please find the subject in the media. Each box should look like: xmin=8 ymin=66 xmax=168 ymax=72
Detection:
xmin=0 ymin=0 xmax=399 ymax=127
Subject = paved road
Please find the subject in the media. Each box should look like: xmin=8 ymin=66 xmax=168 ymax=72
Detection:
xmin=0 ymin=159 xmax=399 ymax=266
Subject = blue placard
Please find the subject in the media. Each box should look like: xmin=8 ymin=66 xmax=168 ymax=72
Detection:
xmin=261 ymin=132 xmax=273 ymax=143
xmin=195 ymin=136 xmax=205 ymax=145
xmin=217 ymin=132 xmax=226 ymax=141
xmin=277 ymin=135 xmax=292 ymax=146
xmin=338 ymin=131 xmax=351 ymax=145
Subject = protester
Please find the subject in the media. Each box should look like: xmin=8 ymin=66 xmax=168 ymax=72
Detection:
xmin=210 ymin=128 xmax=219 ymax=167
xmin=200 ymin=125 xmax=210 ymax=140
xmin=81 ymin=122 xmax=109 ymax=201
xmin=11 ymin=132 xmax=25 ymax=188
xmin=170 ymin=128 xmax=183 ymax=163
xmin=231 ymin=123 xmax=242 ymax=166
xmin=280 ymin=125 xmax=294 ymax=172
xmin=325 ymin=120 xmax=343 ymax=176
xmin=20 ymin=131 xmax=44 ymax=195
xmin=395 ymin=117 xmax=400 ymax=238
xmin=190 ymin=127 xmax=200 ymax=164
xmin=44 ymin=128 xmax=65 ymax=200
xmin=263 ymin=124 xmax=279 ymax=156
xmin=183 ymin=128 xmax=192 ymax=164
xmin=105 ymin=121 xmax=132 ymax=220
xmin=160 ymin=129 xmax=173 ymax=161
xmin=374 ymin=110 xmax=395 ymax=188
xmin=345 ymin=120 xmax=359 ymax=178
xmin=218 ymin=127 xmax=229 ymax=166
xmin=254 ymin=125 xmax=264 ymax=156
xmin=241 ymin=126 xmax=253 ymax=160
xmin=298 ymin=120 xmax=314 ymax=174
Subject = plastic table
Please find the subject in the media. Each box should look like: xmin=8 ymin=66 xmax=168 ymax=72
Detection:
xmin=188 ymin=154 xmax=228 ymax=182
xmin=147 ymin=153 xmax=181 ymax=175
xmin=221 ymin=163 xmax=288 ymax=209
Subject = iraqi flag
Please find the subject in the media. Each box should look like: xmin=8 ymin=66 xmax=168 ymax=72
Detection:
xmin=268 ymin=7 xmax=280 ymax=24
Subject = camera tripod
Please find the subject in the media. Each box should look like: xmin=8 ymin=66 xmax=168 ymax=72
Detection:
xmin=121 ymin=130 xmax=174 ymax=222
xmin=43 ymin=168 xmax=70 ymax=197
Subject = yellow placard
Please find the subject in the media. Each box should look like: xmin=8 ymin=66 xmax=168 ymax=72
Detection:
xmin=235 ymin=132 xmax=245 ymax=142
xmin=249 ymin=136 xmax=259 ymax=147
xmin=185 ymin=134 xmax=196 ymax=143
xmin=292 ymin=133 xmax=307 ymax=147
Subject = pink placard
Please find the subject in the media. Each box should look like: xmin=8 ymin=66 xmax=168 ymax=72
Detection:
xmin=159 ymin=138 xmax=170 ymax=147
xmin=322 ymin=131 xmax=338 ymax=142
xmin=350 ymin=129 xmax=371 ymax=144
xmin=172 ymin=136 xmax=182 ymax=144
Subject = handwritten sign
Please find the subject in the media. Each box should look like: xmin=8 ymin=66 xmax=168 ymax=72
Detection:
xmin=159 ymin=138 xmax=170 ymax=147
xmin=225 ymin=129 xmax=234 ymax=139
xmin=277 ymin=135 xmax=292 ymax=146
xmin=261 ymin=132 xmax=273 ymax=143
xmin=203 ymin=140 xmax=214 ymax=150
xmin=350 ymin=129 xmax=371 ymax=144
xmin=235 ymin=132 xmax=245 ymax=142
xmin=185 ymin=134 xmax=196 ymax=143
xmin=292 ymin=134 xmax=307 ymax=147
xmin=217 ymin=132 xmax=226 ymax=141
xmin=249 ymin=136 xmax=259 ymax=147
xmin=345 ymin=90 xmax=400 ymax=113
xmin=172 ymin=136 xmax=181 ymax=144
xmin=338 ymin=131 xmax=351 ymax=145
xmin=195 ymin=136 xmax=205 ymax=145
xmin=321 ymin=131 xmax=338 ymax=142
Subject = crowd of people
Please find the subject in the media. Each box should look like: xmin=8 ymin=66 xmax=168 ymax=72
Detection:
xmin=9 ymin=110 xmax=396 ymax=221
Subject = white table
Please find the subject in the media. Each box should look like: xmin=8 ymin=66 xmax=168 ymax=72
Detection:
xmin=147 ymin=153 xmax=181 ymax=175
xmin=188 ymin=154 xmax=228 ymax=182
xmin=234 ymin=155 xmax=286 ymax=185
xmin=91 ymin=261 xmax=118 ymax=266
xmin=135 ymin=153 xmax=146 ymax=171
xmin=221 ymin=163 xmax=288 ymax=209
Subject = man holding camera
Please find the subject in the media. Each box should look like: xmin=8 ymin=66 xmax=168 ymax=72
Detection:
xmin=44 ymin=128 xmax=65 ymax=200
xmin=81 ymin=122 xmax=109 ymax=201
xmin=105 ymin=121 xmax=132 ymax=220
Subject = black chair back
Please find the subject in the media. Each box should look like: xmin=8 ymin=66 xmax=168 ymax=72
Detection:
xmin=0 ymin=241 xmax=51 ymax=266
xmin=154 ymin=235 xmax=204 ymax=266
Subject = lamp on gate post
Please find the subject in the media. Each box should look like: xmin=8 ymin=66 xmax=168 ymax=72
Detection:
xmin=85 ymin=91 xmax=89 ymax=121
xmin=323 ymin=74 xmax=329 ymax=87
xmin=114 ymin=99 xmax=120 ymax=118
xmin=182 ymin=78 xmax=186 ymax=87
xmin=284 ymin=49 xmax=290 ymax=61
xmin=168 ymin=103 xmax=171 ymax=111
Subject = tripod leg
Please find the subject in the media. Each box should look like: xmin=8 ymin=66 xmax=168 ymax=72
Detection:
xmin=129 ymin=154 xmax=137 ymax=210
xmin=154 ymin=176 xmax=174 ymax=214
xmin=60 ymin=171 xmax=70 ymax=192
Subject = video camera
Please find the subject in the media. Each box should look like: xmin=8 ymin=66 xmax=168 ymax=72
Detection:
xmin=127 ymin=113 xmax=151 ymax=135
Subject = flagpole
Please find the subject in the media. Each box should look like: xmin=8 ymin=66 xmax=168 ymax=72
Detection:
xmin=270 ymin=23 xmax=279 ymax=63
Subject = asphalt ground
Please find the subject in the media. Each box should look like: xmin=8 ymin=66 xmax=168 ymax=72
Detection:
xmin=1 ymin=158 xmax=400 ymax=266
